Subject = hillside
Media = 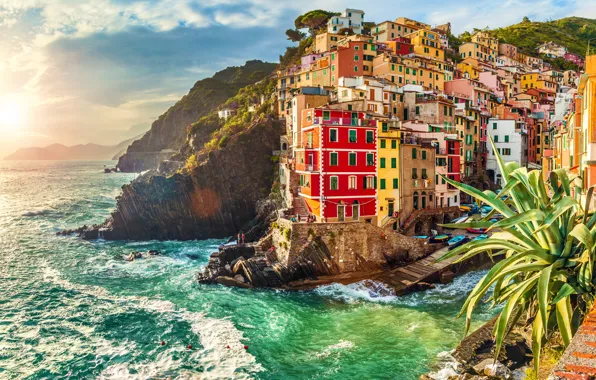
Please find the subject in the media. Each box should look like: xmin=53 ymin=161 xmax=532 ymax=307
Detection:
xmin=4 ymin=136 xmax=139 ymax=161
xmin=489 ymin=16 xmax=596 ymax=57
xmin=116 ymin=59 xmax=277 ymax=172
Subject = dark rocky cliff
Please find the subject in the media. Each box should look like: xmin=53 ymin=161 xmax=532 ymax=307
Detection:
xmin=73 ymin=120 xmax=283 ymax=240
xmin=116 ymin=60 xmax=277 ymax=172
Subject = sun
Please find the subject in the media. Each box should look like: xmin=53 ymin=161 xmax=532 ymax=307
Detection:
xmin=0 ymin=99 xmax=26 ymax=132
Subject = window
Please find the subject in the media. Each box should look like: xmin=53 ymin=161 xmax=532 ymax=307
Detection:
xmin=368 ymin=154 xmax=376 ymax=166
xmin=443 ymin=106 xmax=447 ymax=116
xmin=299 ymin=174 xmax=304 ymax=186
xmin=323 ymin=111 xmax=330 ymax=120
xmin=449 ymin=108 xmax=453 ymax=116
xmin=330 ymin=128 xmax=337 ymax=142
xmin=412 ymin=148 xmax=417 ymax=159
xmin=421 ymin=168 xmax=427 ymax=179
xmin=494 ymin=135 xmax=499 ymax=143
xmin=422 ymin=150 xmax=427 ymax=160
xmin=366 ymin=130 xmax=374 ymax=143
xmin=349 ymin=152 xmax=357 ymax=166
xmin=330 ymin=152 xmax=338 ymax=166
xmin=391 ymin=140 xmax=397 ymax=149
xmin=415 ymin=106 xmax=420 ymax=115
xmin=380 ymin=139 xmax=386 ymax=149
xmin=493 ymin=122 xmax=497 ymax=130
xmin=393 ymin=178 xmax=398 ymax=189
xmin=412 ymin=168 xmax=418 ymax=179
xmin=380 ymin=179 xmax=386 ymax=190
xmin=349 ymin=176 xmax=357 ymax=189
xmin=330 ymin=176 xmax=339 ymax=190
xmin=363 ymin=176 xmax=375 ymax=189
xmin=382 ymin=123 xmax=388 ymax=132
xmin=354 ymin=55 xmax=359 ymax=61
xmin=391 ymin=158 xmax=396 ymax=168
xmin=349 ymin=130 xmax=357 ymax=143
xmin=504 ymin=135 xmax=509 ymax=143
xmin=354 ymin=66 xmax=358 ymax=72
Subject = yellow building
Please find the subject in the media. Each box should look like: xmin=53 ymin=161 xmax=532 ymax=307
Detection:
xmin=457 ymin=58 xmax=481 ymax=79
xmin=372 ymin=53 xmax=446 ymax=91
xmin=376 ymin=120 xmax=401 ymax=228
xmin=373 ymin=17 xmax=429 ymax=43
xmin=459 ymin=42 xmax=497 ymax=64
xmin=520 ymin=73 xmax=557 ymax=91
xmin=471 ymin=31 xmax=498 ymax=53
xmin=406 ymin=29 xmax=444 ymax=61
xmin=314 ymin=32 xmax=341 ymax=53
xmin=579 ymin=52 xmax=596 ymax=189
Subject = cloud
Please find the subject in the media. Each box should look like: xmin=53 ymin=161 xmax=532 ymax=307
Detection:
xmin=0 ymin=0 xmax=591 ymax=155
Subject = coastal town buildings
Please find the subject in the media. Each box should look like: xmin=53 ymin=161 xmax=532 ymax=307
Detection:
xmin=276 ymin=7 xmax=585 ymax=227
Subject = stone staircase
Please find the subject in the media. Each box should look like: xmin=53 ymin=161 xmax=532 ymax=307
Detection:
xmin=292 ymin=195 xmax=310 ymax=217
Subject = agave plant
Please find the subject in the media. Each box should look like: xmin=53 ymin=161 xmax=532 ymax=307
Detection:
xmin=439 ymin=137 xmax=595 ymax=373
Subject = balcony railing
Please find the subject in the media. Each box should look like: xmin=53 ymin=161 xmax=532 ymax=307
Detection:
xmin=314 ymin=117 xmax=376 ymax=127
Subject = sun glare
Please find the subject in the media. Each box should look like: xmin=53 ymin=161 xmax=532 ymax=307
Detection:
xmin=0 ymin=99 xmax=26 ymax=132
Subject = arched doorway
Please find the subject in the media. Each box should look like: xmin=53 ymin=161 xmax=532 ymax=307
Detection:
xmin=282 ymin=142 xmax=288 ymax=151
xmin=415 ymin=221 xmax=424 ymax=235
xmin=413 ymin=192 xmax=419 ymax=210
xmin=421 ymin=191 xmax=427 ymax=209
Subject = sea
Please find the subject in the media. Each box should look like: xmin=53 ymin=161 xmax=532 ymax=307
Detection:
xmin=0 ymin=160 xmax=496 ymax=379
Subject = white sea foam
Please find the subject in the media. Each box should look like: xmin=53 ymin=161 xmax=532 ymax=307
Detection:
xmin=41 ymin=264 xmax=264 ymax=379
xmin=425 ymin=351 xmax=463 ymax=380
xmin=315 ymin=280 xmax=398 ymax=304
xmin=315 ymin=340 xmax=354 ymax=359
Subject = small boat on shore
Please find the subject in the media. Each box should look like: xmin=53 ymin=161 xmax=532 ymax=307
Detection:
xmin=448 ymin=235 xmax=470 ymax=250
xmin=429 ymin=234 xmax=450 ymax=243
xmin=473 ymin=234 xmax=489 ymax=242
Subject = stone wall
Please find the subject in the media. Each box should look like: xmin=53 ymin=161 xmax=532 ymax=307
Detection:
xmin=271 ymin=219 xmax=437 ymax=273
xmin=401 ymin=206 xmax=461 ymax=236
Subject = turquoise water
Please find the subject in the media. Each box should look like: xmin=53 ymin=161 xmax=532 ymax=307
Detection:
xmin=0 ymin=161 xmax=495 ymax=379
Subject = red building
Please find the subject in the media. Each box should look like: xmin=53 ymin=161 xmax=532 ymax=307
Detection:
xmin=296 ymin=108 xmax=378 ymax=223
xmin=392 ymin=37 xmax=413 ymax=56
xmin=446 ymin=139 xmax=461 ymax=183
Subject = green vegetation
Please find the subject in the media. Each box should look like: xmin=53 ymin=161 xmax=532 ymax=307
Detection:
xmin=294 ymin=10 xmax=339 ymax=34
xmin=283 ymin=228 xmax=291 ymax=241
xmin=488 ymin=17 xmax=596 ymax=57
xmin=440 ymin=137 xmax=596 ymax=374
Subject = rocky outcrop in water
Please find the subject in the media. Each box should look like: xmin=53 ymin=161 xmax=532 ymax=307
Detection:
xmin=116 ymin=60 xmax=277 ymax=172
xmin=65 ymin=120 xmax=283 ymax=241
xmin=197 ymin=236 xmax=342 ymax=288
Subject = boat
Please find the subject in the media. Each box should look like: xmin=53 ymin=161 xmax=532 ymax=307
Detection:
xmin=467 ymin=227 xmax=487 ymax=234
xmin=473 ymin=234 xmax=489 ymax=242
xmin=429 ymin=234 xmax=451 ymax=243
xmin=448 ymin=235 xmax=470 ymax=250
xmin=413 ymin=235 xmax=428 ymax=240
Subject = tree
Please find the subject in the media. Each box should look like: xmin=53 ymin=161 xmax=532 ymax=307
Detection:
xmin=294 ymin=10 xmax=339 ymax=34
xmin=523 ymin=16 xmax=531 ymax=23
xmin=440 ymin=136 xmax=596 ymax=374
xmin=285 ymin=29 xmax=305 ymax=42
xmin=337 ymin=27 xmax=354 ymax=36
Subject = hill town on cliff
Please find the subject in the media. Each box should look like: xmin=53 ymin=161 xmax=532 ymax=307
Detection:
xmin=64 ymin=10 xmax=595 ymax=289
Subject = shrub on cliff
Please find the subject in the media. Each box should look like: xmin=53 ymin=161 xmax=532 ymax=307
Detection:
xmin=440 ymin=136 xmax=596 ymax=374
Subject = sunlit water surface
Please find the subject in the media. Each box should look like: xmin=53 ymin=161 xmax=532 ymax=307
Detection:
xmin=0 ymin=161 xmax=495 ymax=379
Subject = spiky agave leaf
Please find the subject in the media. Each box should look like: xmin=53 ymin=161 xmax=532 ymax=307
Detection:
xmin=438 ymin=146 xmax=596 ymax=373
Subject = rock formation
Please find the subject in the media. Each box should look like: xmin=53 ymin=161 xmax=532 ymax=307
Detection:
xmin=66 ymin=119 xmax=283 ymax=240
xmin=116 ymin=60 xmax=277 ymax=172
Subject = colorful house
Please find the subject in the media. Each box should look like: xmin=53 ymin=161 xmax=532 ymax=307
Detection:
xmin=405 ymin=29 xmax=445 ymax=62
xmin=376 ymin=120 xmax=401 ymax=228
xmin=297 ymin=108 xmax=378 ymax=223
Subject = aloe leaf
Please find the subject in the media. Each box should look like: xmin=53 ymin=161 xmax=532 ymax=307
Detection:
xmin=556 ymin=296 xmax=574 ymax=346
xmin=538 ymin=265 xmax=554 ymax=332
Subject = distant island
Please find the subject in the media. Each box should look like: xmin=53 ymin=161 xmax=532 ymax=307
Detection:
xmin=3 ymin=135 xmax=141 ymax=161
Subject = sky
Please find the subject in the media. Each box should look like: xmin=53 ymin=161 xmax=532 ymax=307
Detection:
xmin=0 ymin=0 xmax=595 ymax=156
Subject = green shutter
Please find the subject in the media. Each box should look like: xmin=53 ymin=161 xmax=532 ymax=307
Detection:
xmin=380 ymin=158 xmax=386 ymax=168
xmin=391 ymin=158 xmax=396 ymax=168
xmin=380 ymin=139 xmax=386 ymax=149
xmin=393 ymin=178 xmax=398 ymax=189
xmin=363 ymin=176 xmax=367 ymax=189
xmin=380 ymin=179 xmax=386 ymax=190
xmin=373 ymin=176 xmax=377 ymax=189
xmin=391 ymin=140 xmax=397 ymax=149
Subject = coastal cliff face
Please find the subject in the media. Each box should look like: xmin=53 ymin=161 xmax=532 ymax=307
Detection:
xmin=77 ymin=120 xmax=283 ymax=240
xmin=116 ymin=60 xmax=277 ymax=172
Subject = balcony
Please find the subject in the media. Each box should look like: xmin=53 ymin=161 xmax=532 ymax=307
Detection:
xmin=314 ymin=117 xmax=376 ymax=127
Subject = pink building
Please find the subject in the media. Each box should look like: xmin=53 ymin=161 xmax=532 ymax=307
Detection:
xmin=444 ymin=78 xmax=492 ymax=108
xmin=478 ymin=71 xmax=505 ymax=100
xmin=564 ymin=52 xmax=584 ymax=68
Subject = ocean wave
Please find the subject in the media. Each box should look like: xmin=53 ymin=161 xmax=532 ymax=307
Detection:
xmin=41 ymin=265 xmax=264 ymax=379
xmin=315 ymin=280 xmax=398 ymax=304
xmin=425 ymin=351 xmax=462 ymax=380
xmin=315 ymin=340 xmax=355 ymax=359
xmin=22 ymin=208 xmax=55 ymax=217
